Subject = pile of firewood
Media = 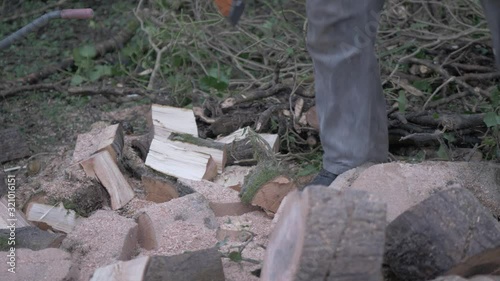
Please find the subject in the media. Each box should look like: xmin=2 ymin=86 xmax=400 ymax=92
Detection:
xmin=261 ymin=186 xmax=500 ymax=281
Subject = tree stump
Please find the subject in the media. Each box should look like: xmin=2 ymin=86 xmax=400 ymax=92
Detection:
xmin=261 ymin=186 xmax=387 ymax=281
xmin=384 ymin=188 xmax=500 ymax=281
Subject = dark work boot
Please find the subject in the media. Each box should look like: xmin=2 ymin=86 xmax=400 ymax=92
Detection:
xmin=301 ymin=168 xmax=338 ymax=190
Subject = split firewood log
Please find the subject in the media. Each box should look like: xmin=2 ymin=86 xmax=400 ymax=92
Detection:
xmin=239 ymin=161 xmax=296 ymax=215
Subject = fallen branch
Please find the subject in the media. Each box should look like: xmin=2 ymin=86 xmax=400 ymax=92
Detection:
xmin=407 ymin=113 xmax=485 ymax=130
xmin=221 ymin=84 xmax=289 ymax=109
xmin=408 ymin=58 xmax=492 ymax=100
xmin=0 ymin=82 xmax=62 ymax=98
xmin=19 ymin=20 xmax=139 ymax=84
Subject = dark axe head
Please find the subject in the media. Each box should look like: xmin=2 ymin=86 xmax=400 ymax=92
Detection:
xmin=214 ymin=0 xmax=245 ymax=26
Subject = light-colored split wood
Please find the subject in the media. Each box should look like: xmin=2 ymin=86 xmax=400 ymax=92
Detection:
xmin=80 ymin=150 xmax=135 ymax=210
xmin=0 ymin=197 xmax=31 ymax=229
xmin=145 ymin=139 xmax=218 ymax=181
xmin=73 ymin=123 xmax=124 ymax=164
xmin=151 ymin=104 xmax=199 ymax=140
xmin=90 ymin=255 xmax=150 ymax=281
xmin=25 ymin=202 xmax=81 ymax=233
xmin=216 ymin=126 xmax=280 ymax=152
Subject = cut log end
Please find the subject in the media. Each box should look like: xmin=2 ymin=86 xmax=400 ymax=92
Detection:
xmin=261 ymin=187 xmax=387 ymax=281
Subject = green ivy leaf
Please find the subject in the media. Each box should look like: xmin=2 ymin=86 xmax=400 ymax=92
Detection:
xmin=79 ymin=45 xmax=97 ymax=59
xmin=200 ymin=76 xmax=228 ymax=91
xmin=88 ymin=65 xmax=112 ymax=82
xmin=437 ymin=143 xmax=449 ymax=160
xmin=228 ymin=251 xmax=242 ymax=263
xmin=483 ymin=112 xmax=500 ymax=127
xmin=412 ymin=80 xmax=431 ymax=92
xmin=71 ymin=75 xmax=85 ymax=86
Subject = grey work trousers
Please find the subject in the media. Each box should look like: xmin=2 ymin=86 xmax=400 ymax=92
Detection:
xmin=305 ymin=0 xmax=500 ymax=175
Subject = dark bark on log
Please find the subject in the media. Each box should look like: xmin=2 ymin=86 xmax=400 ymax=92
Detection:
xmin=384 ymin=188 xmax=500 ymax=281
xmin=407 ymin=113 xmax=485 ymax=130
xmin=261 ymin=187 xmax=387 ymax=281
xmin=0 ymin=128 xmax=30 ymax=163
xmin=0 ymin=226 xmax=65 ymax=251
xmin=446 ymin=246 xmax=500 ymax=277
xmin=143 ymin=247 xmax=225 ymax=281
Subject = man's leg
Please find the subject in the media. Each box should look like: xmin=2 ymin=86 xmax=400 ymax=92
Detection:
xmin=305 ymin=0 xmax=388 ymax=185
xmin=481 ymin=0 xmax=500 ymax=68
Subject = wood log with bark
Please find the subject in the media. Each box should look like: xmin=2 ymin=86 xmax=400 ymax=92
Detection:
xmin=384 ymin=188 xmax=500 ymax=281
xmin=0 ymin=128 xmax=30 ymax=163
xmin=90 ymin=247 xmax=224 ymax=281
xmin=0 ymin=226 xmax=65 ymax=251
xmin=261 ymin=186 xmax=387 ymax=281
xmin=239 ymin=161 xmax=296 ymax=215
xmin=143 ymin=247 xmax=225 ymax=281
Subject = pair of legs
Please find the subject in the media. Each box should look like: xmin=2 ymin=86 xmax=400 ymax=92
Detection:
xmin=305 ymin=0 xmax=500 ymax=186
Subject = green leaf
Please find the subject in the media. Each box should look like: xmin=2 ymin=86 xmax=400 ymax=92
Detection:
xmin=79 ymin=45 xmax=97 ymax=59
xmin=228 ymin=251 xmax=242 ymax=263
xmin=397 ymin=90 xmax=407 ymax=113
xmin=491 ymin=87 xmax=500 ymax=108
xmin=412 ymin=80 xmax=431 ymax=92
xmin=483 ymin=112 xmax=500 ymax=127
xmin=207 ymin=68 xmax=230 ymax=84
xmin=443 ymin=133 xmax=456 ymax=143
xmin=71 ymin=75 xmax=85 ymax=86
xmin=437 ymin=143 xmax=449 ymax=160
xmin=200 ymin=76 xmax=228 ymax=91
xmin=88 ymin=65 xmax=112 ymax=82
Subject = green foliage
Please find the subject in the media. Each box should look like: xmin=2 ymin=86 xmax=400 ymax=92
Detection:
xmin=228 ymin=251 xmax=243 ymax=263
xmin=71 ymin=44 xmax=113 ymax=86
xmin=397 ymin=90 xmax=408 ymax=113
xmin=412 ymin=80 xmax=432 ymax=92
xmin=436 ymin=143 xmax=450 ymax=160
xmin=483 ymin=112 xmax=500 ymax=127
xmin=200 ymin=67 xmax=231 ymax=94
